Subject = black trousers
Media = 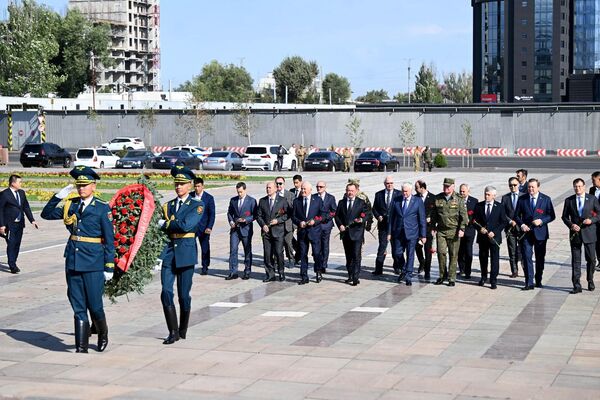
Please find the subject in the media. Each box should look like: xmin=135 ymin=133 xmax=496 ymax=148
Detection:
xmin=196 ymin=232 xmax=211 ymax=271
xmin=458 ymin=234 xmax=475 ymax=277
xmin=320 ymin=224 xmax=333 ymax=270
xmin=342 ymin=235 xmax=362 ymax=280
xmin=570 ymin=239 xmax=596 ymax=288
xmin=262 ymin=234 xmax=284 ymax=278
xmin=283 ymin=229 xmax=294 ymax=261
xmin=479 ymin=239 xmax=500 ymax=284
xmin=415 ymin=230 xmax=433 ymax=275
xmin=5 ymin=221 xmax=24 ymax=268
xmin=505 ymin=229 xmax=521 ymax=274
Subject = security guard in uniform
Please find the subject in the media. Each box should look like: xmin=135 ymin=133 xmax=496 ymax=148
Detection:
xmin=41 ymin=166 xmax=115 ymax=353
xmin=342 ymin=148 xmax=352 ymax=172
xmin=430 ymin=178 xmax=467 ymax=286
xmin=158 ymin=166 xmax=203 ymax=345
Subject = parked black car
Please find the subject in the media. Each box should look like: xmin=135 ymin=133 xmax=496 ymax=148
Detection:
xmin=20 ymin=142 xmax=72 ymax=168
xmin=115 ymin=150 xmax=155 ymax=169
xmin=303 ymin=151 xmax=344 ymax=171
xmin=151 ymin=150 xmax=201 ymax=169
xmin=353 ymin=151 xmax=399 ymax=172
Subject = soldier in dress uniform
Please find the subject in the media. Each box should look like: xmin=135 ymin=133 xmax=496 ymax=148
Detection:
xmin=158 ymin=166 xmax=204 ymax=344
xmin=41 ymin=166 xmax=115 ymax=353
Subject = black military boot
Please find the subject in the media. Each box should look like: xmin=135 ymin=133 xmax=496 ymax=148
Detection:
xmin=162 ymin=306 xmax=179 ymax=345
xmin=94 ymin=319 xmax=109 ymax=352
xmin=179 ymin=309 xmax=190 ymax=340
xmin=74 ymin=319 xmax=90 ymax=353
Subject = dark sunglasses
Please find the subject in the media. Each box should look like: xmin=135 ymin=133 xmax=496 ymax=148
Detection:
xmin=275 ymin=182 xmax=284 ymax=185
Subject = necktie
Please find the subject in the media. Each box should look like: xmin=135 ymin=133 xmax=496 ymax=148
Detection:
xmin=269 ymin=197 xmax=273 ymax=211
xmin=303 ymin=197 xmax=308 ymax=218
xmin=176 ymin=199 xmax=183 ymax=213
xmin=78 ymin=201 xmax=85 ymax=215
xmin=530 ymin=197 xmax=535 ymax=212
xmin=578 ymin=197 xmax=583 ymax=217
xmin=512 ymin=193 xmax=517 ymax=210
xmin=486 ymin=203 xmax=491 ymax=218
xmin=15 ymin=191 xmax=20 ymax=206
xmin=402 ymin=198 xmax=408 ymax=212
xmin=386 ymin=191 xmax=391 ymax=208
xmin=238 ymin=197 xmax=243 ymax=211
xmin=348 ymin=198 xmax=353 ymax=211
xmin=15 ymin=191 xmax=22 ymax=222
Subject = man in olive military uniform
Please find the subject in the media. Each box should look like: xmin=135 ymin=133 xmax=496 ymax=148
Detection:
xmin=41 ymin=166 xmax=115 ymax=353
xmin=296 ymin=145 xmax=307 ymax=171
xmin=430 ymin=178 xmax=467 ymax=286
xmin=343 ymin=148 xmax=352 ymax=172
xmin=158 ymin=165 xmax=204 ymax=344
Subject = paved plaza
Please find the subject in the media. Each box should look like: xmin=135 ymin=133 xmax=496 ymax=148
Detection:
xmin=1 ymin=169 xmax=599 ymax=399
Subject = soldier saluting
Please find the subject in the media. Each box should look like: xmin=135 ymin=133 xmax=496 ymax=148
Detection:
xmin=41 ymin=166 xmax=115 ymax=353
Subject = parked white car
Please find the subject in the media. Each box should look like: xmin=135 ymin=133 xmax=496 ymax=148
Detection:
xmin=74 ymin=148 xmax=120 ymax=169
xmin=170 ymin=145 xmax=212 ymax=162
xmin=241 ymin=144 xmax=297 ymax=171
xmin=101 ymin=137 xmax=145 ymax=152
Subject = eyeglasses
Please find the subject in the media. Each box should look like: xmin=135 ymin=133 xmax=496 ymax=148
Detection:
xmin=509 ymin=184 xmax=518 ymax=187
xmin=275 ymin=182 xmax=284 ymax=185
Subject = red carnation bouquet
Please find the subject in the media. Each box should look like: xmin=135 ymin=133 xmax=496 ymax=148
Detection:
xmin=109 ymin=184 xmax=156 ymax=272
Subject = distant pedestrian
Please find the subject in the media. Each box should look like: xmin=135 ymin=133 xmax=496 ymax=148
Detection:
xmin=413 ymin=146 xmax=422 ymax=172
xmin=422 ymin=146 xmax=433 ymax=172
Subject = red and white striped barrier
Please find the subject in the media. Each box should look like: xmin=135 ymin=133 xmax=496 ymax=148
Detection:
xmin=363 ymin=147 xmax=392 ymax=153
xmin=441 ymin=148 xmax=470 ymax=156
xmin=403 ymin=147 xmax=415 ymax=155
xmin=152 ymin=146 xmax=172 ymax=154
xmin=334 ymin=147 xmax=355 ymax=155
xmin=557 ymin=148 xmax=586 ymax=157
xmin=478 ymin=148 xmax=508 ymax=156
xmin=227 ymin=146 xmax=246 ymax=154
xmin=517 ymin=148 xmax=546 ymax=157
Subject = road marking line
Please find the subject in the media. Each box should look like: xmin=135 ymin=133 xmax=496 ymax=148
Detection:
xmin=210 ymin=302 xmax=247 ymax=308
xmin=0 ymin=243 xmax=64 ymax=258
xmin=350 ymin=307 xmax=389 ymax=313
xmin=261 ymin=311 xmax=308 ymax=317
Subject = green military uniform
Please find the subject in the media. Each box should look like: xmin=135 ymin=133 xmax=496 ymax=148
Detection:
xmin=343 ymin=148 xmax=352 ymax=172
xmin=296 ymin=146 xmax=306 ymax=171
xmin=423 ymin=147 xmax=433 ymax=172
xmin=430 ymin=178 xmax=467 ymax=284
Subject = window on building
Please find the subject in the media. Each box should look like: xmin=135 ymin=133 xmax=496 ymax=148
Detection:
xmin=560 ymin=82 xmax=564 ymax=89
xmin=561 ymin=40 xmax=565 ymax=48
xmin=522 ymin=1 xmax=528 ymax=6
xmin=522 ymin=33 xmax=528 ymax=39
xmin=522 ymin=75 xmax=527 ymax=81
xmin=521 ymin=19 xmax=528 ymax=26
xmin=522 ymin=61 xmax=528 ymax=67
xmin=561 ymin=68 xmax=565 ymax=76
xmin=561 ymin=26 xmax=565 ymax=34
xmin=521 ymin=89 xmax=527 ymax=94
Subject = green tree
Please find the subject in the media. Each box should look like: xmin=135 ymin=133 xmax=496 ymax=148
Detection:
xmin=462 ymin=120 xmax=474 ymax=168
xmin=54 ymin=9 xmax=112 ymax=98
xmin=394 ymin=92 xmax=410 ymax=103
xmin=442 ymin=72 xmax=473 ymax=104
xmin=186 ymin=60 xmax=254 ymax=102
xmin=345 ymin=115 xmax=365 ymax=149
xmin=355 ymin=89 xmax=389 ymax=103
xmin=272 ymin=56 xmax=319 ymax=104
xmin=398 ymin=120 xmax=416 ymax=167
xmin=137 ymin=106 xmax=157 ymax=147
xmin=322 ymin=73 xmax=351 ymax=104
xmin=0 ymin=0 xmax=63 ymax=96
xmin=413 ymin=63 xmax=443 ymax=103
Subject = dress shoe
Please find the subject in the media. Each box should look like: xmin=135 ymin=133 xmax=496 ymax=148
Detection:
xmin=448 ymin=281 xmax=455 ymax=287
xmin=535 ymin=282 xmax=543 ymax=288
xmin=398 ymin=272 xmax=406 ymax=282
xmin=406 ymin=280 xmax=412 ymax=286
xmin=225 ymin=274 xmax=239 ymax=280
xmin=434 ymin=278 xmax=444 ymax=285
xmin=200 ymin=270 xmax=208 ymax=275
xmin=371 ymin=271 xmax=383 ymax=276
xmin=279 ymin=272 xmax=286 ymax=281
xmin=464 ymin=275 xmax=471 ymax=280
xmin=351 ymin=280 xmax=359 ymax=286
xmin=316 ymin=272 xmax=322 ymax=283
xmin=418 ymin=264 xmax=424 ymax=274
xmin=570 ymin=287 xmax=583 ymax=294
xmin=344 ymin=277 xmax=353 ymax=284
xmin=510 ymin=272 xmax=518 ymax=278
xmin=263 ymin=276 xmax=276 ymax=283
xmin=490 ymin=283 xmax=497 ymax=290
xmin=423 ymin=273 xmax=430 ymax=281
xmin=242 ymin=272 xmax=250 ymax=280
xmin=521 ymin=285 xmax=534 ymax=291
xmin=478 ymin=279 xmax=485 ymax=286
xmin=298 ymin=278 xmax=309 ymax=285
xmin=9 ymin=267 xmax=19 ymax=274
xmin=589 ymin=282 xmax=595 ymax=291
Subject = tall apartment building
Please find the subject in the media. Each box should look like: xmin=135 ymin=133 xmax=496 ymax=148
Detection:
xmin=69 ymin=0 xmax=161 ymax=93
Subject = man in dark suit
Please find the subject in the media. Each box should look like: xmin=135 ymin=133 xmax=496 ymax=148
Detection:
xmin=0 ymin=174 xmax=38 ymax=274
xmin=292 ymin=182 xmax=326 ymax=284
xmin=335 ymin=182 xmax=368 ymax=286
xmin=563 ymin=178 xmax=600 ymax=293
xmin=501 ymin=177 xmax=523 ymax=278
xmin=190 ymin=177 xmax=215 ymax=275
xmin=458 ymin=184 xmax=478 ymax=279
xmin=414 ymin=180 xmax=436 ymax=280
xmin=227 ymin=182 xmax=257 ymax=280
xmin=514 ymin=178 xmax=556 ymax=290
xmin=372 ymin=176 xmax=401 ymax=276
xmin=275 ymin=176 xmax=296 ymax=267
xmin=516 ymin=169 xmax=529 ymax=194
xmin=316 ymin=180 xmax=337 ymax=272
xmin=257 ymin=182 xmax=289 ymax=282
xmin=388 ymin=183 xmax=427 ymax=285
xmin=289 ymin=174 xmax=303 ymax=266
xmin=474 ymin=186 xmax=508 ymax=289
xmin=590 ymin=171 xmax=600 ymax=271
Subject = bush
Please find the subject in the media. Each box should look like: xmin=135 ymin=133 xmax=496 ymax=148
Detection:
xmin=433 ymin=153 xmax=447 ymax=168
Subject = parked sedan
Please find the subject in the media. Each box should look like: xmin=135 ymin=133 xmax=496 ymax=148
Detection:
xmin=202 ymin=151 xmax=243 ymax=171
xmin=303 ymin=151 xmax=344 ymax=171
xmin=353 ymin=151 xmax=399 ymax=172
xmin=151 ymin=150 xmax=201 ymax=170
xmin=115 ymin=150 xmax=155 ymax=169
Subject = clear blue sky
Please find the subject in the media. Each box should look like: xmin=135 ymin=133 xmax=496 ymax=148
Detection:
xmin=2 ymin=0 xmax=472 ymax=98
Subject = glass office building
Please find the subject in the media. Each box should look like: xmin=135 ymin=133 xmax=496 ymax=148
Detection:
xmin=534 ymin=0 xmax=554 ymax=101
xmin=574 ymin=0 xmax=600 ymax=72
xmin=479 ymin=0 xmax=505 ymax=100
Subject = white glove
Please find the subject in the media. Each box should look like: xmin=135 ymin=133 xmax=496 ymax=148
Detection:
xmin=56 ymin=184 xmax=74 ymax=199
xmin=157 ymin=219 xmax=166 ymax=228
xmin=104 ymin=271 xmax=113 ymax=281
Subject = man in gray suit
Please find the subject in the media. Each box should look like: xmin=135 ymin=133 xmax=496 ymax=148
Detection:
xmin=276 ymin=176 xmax=296 ymax=267
xmin=257 ymin=182 xmax=289 ymax=282
xmin=501 ymin=177 xmax=523 ymax=278
xmin=562 ymin=178 xmax=600 ymax=293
